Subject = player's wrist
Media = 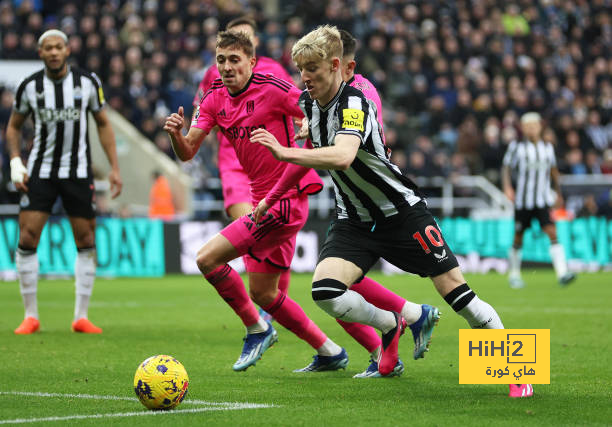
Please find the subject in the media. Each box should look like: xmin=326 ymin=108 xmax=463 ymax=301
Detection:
xmin=10 ymin=157 xmax=27 ymax=183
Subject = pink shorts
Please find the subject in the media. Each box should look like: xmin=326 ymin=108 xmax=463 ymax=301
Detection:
xmin=220 ymin=195 xmax=309 ymax=273
xmin=218 ymin=137 xmax=251 ymax=212
xmin=220 ymin=167 xmax=251 ymax=212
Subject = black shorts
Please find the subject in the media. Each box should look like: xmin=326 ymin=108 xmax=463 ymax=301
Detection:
xmin=19 ymin=176 xmax=96 ymax=219
xmin=319 ymin=202 xmax=459 ymax=278
xmin=514 ymin=207 xmax=552 ymax=233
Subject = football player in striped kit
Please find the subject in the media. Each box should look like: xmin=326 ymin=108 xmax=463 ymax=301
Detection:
xmin=252 ymin=25 xmax=532 ymax=397
xmin=6 ymin=29 xmax=122 ymax=335
xmin=502 ymin=112 xmax=576 ymax=288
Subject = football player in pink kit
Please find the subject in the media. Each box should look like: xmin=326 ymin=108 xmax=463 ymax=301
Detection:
xmin=192 ymin=17 xmax=295 ymax=319
xmin=165 ymin=31 xmax=349 ymax=372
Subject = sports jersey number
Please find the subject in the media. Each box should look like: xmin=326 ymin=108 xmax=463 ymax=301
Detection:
xmin=412 ymin=225 xmax=444 ymax=254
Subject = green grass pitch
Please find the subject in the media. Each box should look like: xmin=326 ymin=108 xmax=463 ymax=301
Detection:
xmin=1 ymin=271 xmax=610 ymax=426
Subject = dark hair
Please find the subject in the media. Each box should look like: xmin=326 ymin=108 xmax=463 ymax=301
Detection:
xmin=216 ymin=31 xmax=254 ymax=57
xmin=339 ymin=29 xmax=356 ymax=57
xmin=226 ymin=16 xmax=257 ymax=32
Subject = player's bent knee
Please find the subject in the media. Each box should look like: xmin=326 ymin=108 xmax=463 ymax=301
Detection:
xmin=249 ymin=288 xmax=276 ymax=307
xmin=312 ymin=278 xmax=348 ymax=317
xmin=195 ymin=247 xmax=218 ymax=274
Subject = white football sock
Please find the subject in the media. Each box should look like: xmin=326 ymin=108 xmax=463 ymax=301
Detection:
xmin=401 ymin=301 xmax=422 ymax=325
xmin=16 ymin=248 xmax=39 ymax=319
xmin=74 ymin=248 xmax=96 ymax=320
xmin=509 ymin=247 xmax=522 ymax=279
xmin=316 ymin=338 xmax=343 ymax=356
xmin=458 ymin=295 xmax=505 ymax=329
xmin=370 ymin=346 xmax=381 ymax=360
xmin=549 ymin=243 xmax=568 ymax=279
xmin=315 ymin=289 xmax=397 ymax=333
xmin=246 ymin=316 xmax=269 ymax=334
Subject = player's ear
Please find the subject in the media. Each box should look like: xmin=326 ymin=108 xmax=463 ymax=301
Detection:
xmin=250 ymin=55 xmax=256 ymax=68
xmin=348 ymin=60 xmax=356 ymax=73
xmin=331 ymin=57 xmax=341 ymax=72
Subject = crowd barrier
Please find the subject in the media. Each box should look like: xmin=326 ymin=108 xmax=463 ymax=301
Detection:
xmin=0 ymin=216 xmax=610 ymax=278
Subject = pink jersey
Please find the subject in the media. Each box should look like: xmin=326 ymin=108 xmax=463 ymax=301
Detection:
xmin=349 ymin=74 xmax=385 ymax=141
xmin=193 ymin=57 xmax=295 ymax=174
xmin=192 ymin=72 xmax=322 ymax=204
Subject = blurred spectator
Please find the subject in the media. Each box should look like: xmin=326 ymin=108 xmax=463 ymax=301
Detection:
xmin=0 ymin=0 xmax=610 ymax=208
xmin=149 ymin=171 xmax=175 ymax=220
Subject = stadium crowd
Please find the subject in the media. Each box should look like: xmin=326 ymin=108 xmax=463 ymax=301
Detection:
xmin=1 ymin=0 xmax=611 ymax=215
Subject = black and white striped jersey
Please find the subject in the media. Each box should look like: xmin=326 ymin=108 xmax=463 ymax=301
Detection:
xmin=299 ymin=82 xmax=422 ymax=223
xmin=12 ymin=66 xmax=105 ymax=179
xmin=502 ymin=139 xmax=557 ymax=210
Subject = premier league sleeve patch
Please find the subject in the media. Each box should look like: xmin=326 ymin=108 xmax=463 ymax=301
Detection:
xmin=341 ymin=108 xmax=364 ymax=132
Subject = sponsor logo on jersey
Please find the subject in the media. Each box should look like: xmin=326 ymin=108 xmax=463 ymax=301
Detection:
xmin=341 ymin=108 xmax=364 ymax=132
xmin=222 ymin=124 xmax=266 ymax=140
xmin=39 ymin=107 xmax=81 ymax=122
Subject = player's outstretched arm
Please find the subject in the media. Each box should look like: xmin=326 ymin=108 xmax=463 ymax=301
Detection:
xmin=93 ymin=109 xmax=123 ymax=198
xmin=250 ymin=128 xmax=359 ymax=170
xmin=164 ymin=106 xmax=207 ymax=161
xmin=6 ymin=111 xmax=30 ymax=192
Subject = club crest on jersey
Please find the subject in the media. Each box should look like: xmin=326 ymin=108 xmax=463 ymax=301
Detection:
xmin=246 ymin=100 xmax=254 ymax=114
xmin=342 ymin=108 xmax=364 ymax=132
xmin=332 ymin=117 xmax=340 ymax=131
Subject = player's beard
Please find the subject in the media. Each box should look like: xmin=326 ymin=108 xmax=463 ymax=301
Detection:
xmin=45 ymin=58 xmax=67 ymax=77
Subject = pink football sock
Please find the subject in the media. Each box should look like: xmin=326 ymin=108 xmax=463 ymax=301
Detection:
xmin=336 ymin=318 xmax=381 ymax=353
xmin=278 ymin=269 xmax=291 ymax=294
xmin=263 ymin=291 xmax=327 ymax=349
xmin=350 ymin=276 xmax=406 ymax=313
xmin=204 ymin=264 xmax=259 ymax=327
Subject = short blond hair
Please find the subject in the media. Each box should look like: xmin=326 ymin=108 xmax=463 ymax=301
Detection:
xmin=291 ymin=25 xmax=343 ymax=66
xmin=520 ymin=112 xmax=541 ymax=125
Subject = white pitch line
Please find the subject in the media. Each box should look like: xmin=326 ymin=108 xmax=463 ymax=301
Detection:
xmin=0 ymin=391 xmax=273 ymax=407
xmin=0 ymin=391 xmax=276 ymax=425
xmin=0 ymin=406 xmax=270 ymax=425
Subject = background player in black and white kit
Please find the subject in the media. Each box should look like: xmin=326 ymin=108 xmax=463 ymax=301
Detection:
xmin=6 ymin=29 xmax=123 ymax=335
xmin=502 ymin=112 xmax=576 ymax=288
xmin=251 ymin=25 xmax=532 ymax=398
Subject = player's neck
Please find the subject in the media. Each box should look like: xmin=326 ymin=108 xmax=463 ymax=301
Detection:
xmin=318 ymin=75 xmax=344 ymax=107
xmin=45 ymin=64 xmax=69 ymax=81
xmin=227 ymin=73 xmax=254 ymax=96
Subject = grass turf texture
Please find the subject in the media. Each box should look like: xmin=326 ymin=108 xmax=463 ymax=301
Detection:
xmin=1 ymin=271 xmax=610 ymax=426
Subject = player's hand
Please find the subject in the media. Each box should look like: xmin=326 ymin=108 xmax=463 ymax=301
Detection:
xmin=163 ymin=106 xmax=185 ymax=136
xmin=295 ymin=117 xmax=309 ymax=139
xmin=504 ymin=187 xmax=515 ymax=202
xmin=10 ymin=157 xmax=29 ymax=192
xmin=252 ymin=198 xmax=271 ymax=224
xmin=108 ymin=169 xmax=123 ymax=199
xmin=250 ymin=128 xmax=284 ymax=160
